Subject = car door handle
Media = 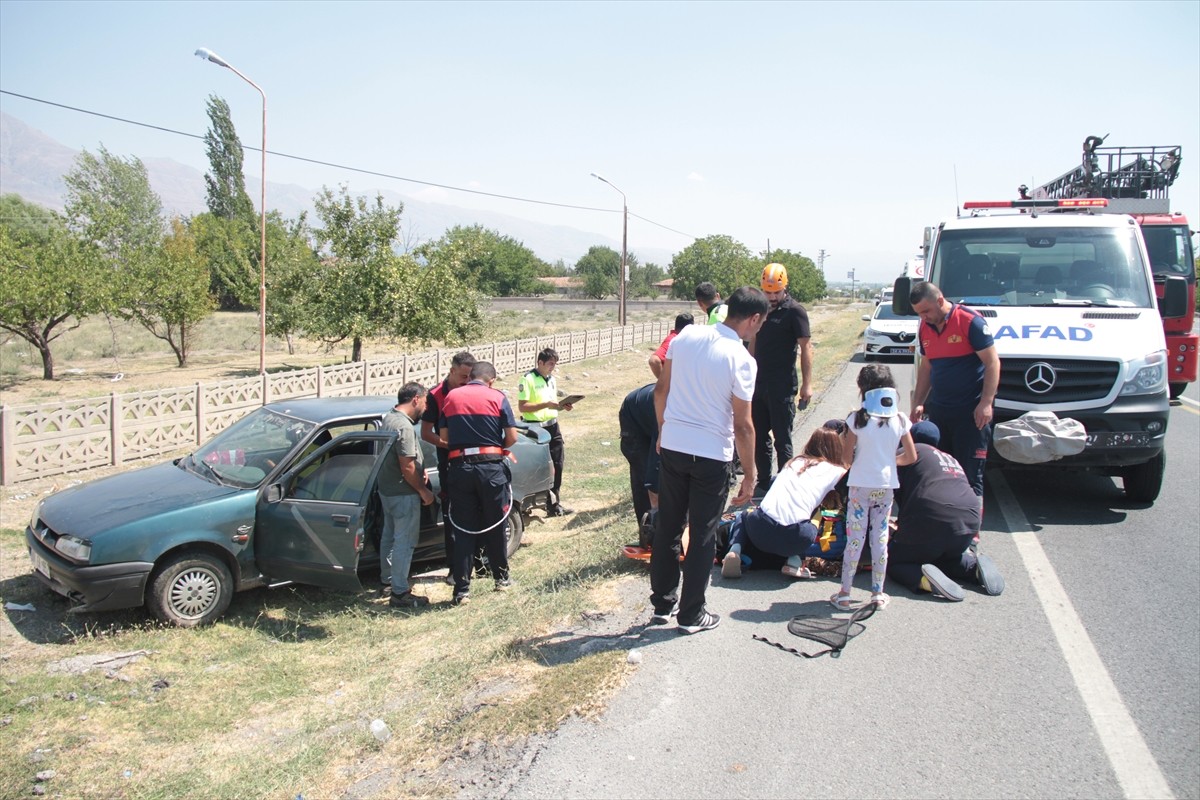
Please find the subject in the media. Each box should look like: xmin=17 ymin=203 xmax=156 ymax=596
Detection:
xmin=331 ymin=514 xmax=351 ymax=525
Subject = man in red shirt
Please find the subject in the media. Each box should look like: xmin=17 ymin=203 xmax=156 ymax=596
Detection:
xmin=909 ymin=281 xmax=1001 ymax=496
xmin=648 ymin=313 xmax=694 ymax=378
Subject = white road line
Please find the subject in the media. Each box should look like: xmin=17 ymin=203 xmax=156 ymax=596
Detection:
xmin=991 ymin=472 xmax=1175 ymax=800
xmin=1175 ymin=395 xmax=1199 ymax=411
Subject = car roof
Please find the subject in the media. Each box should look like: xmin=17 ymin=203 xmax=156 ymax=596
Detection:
xmin=264 ymin=396 xmax=396 ymax=424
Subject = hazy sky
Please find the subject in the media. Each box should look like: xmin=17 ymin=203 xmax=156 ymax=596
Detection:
xmin=1 ymin=0 xmax=1197 ymax=282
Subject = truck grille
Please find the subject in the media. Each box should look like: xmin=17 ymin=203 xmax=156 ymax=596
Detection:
xmin=998 ymin=358 xmax=1120 ymax=404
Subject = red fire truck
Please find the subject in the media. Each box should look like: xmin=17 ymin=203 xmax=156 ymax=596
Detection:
xmin=1030 ymin=136 xmax=1196 ymax=398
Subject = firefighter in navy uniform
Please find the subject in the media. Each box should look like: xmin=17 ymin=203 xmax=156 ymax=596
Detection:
xmin=517 ymin=348 xmax=574 ymax=516
xmin=439 ymin=361 xmax=520 ymax=605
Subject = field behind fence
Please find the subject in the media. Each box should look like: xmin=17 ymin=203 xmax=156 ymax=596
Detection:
xmin=0 ymin=321 xmax=668 ymax=486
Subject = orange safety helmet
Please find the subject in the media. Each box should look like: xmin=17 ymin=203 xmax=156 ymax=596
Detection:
xmin=761 ymin=263 xmax=788 ymax=292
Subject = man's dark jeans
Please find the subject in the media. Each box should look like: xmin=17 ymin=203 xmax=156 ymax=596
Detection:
xmin=752 ymin=388 xmax=796 ymax=488
xmin=651 ymin=448 xmax=732 ymax=626
xmin=926 ymin=402 xmax=991 ymax=497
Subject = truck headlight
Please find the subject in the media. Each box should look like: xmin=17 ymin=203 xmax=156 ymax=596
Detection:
xmin=1120 ymin=351 xmax=1167 ymax=396
xmin=54 ymin=535 xmax=92 ymax=563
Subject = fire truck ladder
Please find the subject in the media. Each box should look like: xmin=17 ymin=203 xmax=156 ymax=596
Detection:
xmin=1033 ymin=136 xmax=1182 ymax=214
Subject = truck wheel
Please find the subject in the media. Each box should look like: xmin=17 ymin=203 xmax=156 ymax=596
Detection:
xmin=1169 ymin=382 xmax=1186 ymax=400
xmin=147 ymin=553 xmax=233 ymax=627
xmin=1122 ymin=451 xmax=1165 ymax=504
xmin=505 ymin=507 xmax=525 ymax=558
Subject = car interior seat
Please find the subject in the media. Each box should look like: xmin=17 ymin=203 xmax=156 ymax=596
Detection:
xmin=295 ymin=454 xmax=376 ymax=503
xmin=955 ymin=253 xmax=1000 ymax=295
xmin=1034 ymin=265 xmax=1063 ymax=289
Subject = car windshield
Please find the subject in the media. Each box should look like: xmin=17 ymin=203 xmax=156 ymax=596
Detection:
xmin=873 ymin=304 xmax=903 ymax=321
xmin=932 ymin=226 xmax=1153 ymax=307
xmin=190 ymin=408 xmax=315 ymax=488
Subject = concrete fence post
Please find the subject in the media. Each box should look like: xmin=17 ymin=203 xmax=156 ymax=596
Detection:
xmin=0 ymin=406 xmax=13 ymax=486
xmin=110 ymin=392 xmax=123 ymax=466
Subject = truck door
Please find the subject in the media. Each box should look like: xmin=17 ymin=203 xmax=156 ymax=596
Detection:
xmin=255 ymin=430 xmax=396 ymax=592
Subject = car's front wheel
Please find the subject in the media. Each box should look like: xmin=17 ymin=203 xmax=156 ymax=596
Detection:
xmin=147 ymin=552 xmax=233 ymax=627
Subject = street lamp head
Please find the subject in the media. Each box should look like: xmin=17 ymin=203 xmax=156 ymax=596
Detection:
xmin=194 ymin=47 xmax=229 ymax=68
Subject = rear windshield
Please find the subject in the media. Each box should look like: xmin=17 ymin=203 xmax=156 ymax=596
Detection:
xmin=931 ymin=226 xmax=1153 ymax=307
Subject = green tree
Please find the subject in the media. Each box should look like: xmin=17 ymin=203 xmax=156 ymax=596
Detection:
xmin=629 ymin=261 xmax=667 ymax=299
xmin=63 ymin=146 xmax=164 ymax=314
xmin=761 ymin=248 xmax=826 ymax=303
xmin=0 ymin=195 xmax=106 ymax=379
xmin=125 ymin=217 xmax=216 ymax=367
xmin=668 ymin=235 xmax=756 ymax=299
xmin=417 ymin=225 xmax=551 ymax=297
xmin=575 ymin=246 xmax=642 ymax=299
xmin=192 ymin=212 xmax=256 ymax=309
xmin=201 ymin=95 xmax=259 ymax=309
xmin=265 ymin=210 xmax=320 ymax=354
xmin=306 ymin=186 xmax=483 ymax=361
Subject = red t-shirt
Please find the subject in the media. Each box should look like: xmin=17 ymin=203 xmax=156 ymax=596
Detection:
xmin=654 ymin=331 xmax=678 ymax=362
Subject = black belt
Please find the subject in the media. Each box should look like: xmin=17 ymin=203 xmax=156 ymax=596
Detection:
xmin=450 ymin=454 xmax=505 ymax=464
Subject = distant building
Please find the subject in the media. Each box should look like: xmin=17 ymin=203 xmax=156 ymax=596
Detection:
xmin=653 ymin=278 xmax=674 ymax=297
xmin=537 ymin=276 xmax=584 ymax=297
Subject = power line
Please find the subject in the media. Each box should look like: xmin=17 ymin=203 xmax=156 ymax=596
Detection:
xmin=0 ymin=89 xmax=695 ymax=240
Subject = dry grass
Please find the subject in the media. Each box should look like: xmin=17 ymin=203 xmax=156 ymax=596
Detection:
xmin=0 ymin=301 xmax=868 ymax=799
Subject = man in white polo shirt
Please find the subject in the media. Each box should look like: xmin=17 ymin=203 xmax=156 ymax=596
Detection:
xmin=650 ymin=286 xmax=769 ymax=634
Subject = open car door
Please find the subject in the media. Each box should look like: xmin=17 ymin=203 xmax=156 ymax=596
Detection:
xmin=255 ymin=430 xmax=396 ymax=592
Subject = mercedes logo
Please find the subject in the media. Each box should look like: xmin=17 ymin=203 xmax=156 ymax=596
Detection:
xmin=1024 ymin=362 xmax=1057 ymax=394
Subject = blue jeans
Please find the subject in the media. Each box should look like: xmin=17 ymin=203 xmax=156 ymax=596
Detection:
xmin=380 ymin=492 xmax=421 ymax=594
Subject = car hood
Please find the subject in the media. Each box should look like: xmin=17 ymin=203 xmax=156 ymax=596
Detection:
xmin=868 ymin=320 xmax=919 ymax=334
xmin=39 ymin=461 xmax=243 ymax=541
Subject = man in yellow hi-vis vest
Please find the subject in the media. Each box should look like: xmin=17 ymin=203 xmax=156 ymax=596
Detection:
xmin=518 ymin=348 xmax=574 ymax=516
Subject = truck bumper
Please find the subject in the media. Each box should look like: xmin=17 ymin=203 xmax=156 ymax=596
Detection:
xmin=26 ymin=529 xmax=152 ymax=613
xmin=993 ymin=392 xmax=1169 ymax=470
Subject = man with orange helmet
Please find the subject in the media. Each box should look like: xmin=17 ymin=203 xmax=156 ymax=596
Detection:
xmin=749 ymin=262 xmax=813 ymax=496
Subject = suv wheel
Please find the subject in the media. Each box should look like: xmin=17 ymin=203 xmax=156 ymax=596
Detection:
xmin=147 ymin=552 xmax=233 ymax=627
xmin=1123 ymin=450 xmax=1165 ymax=504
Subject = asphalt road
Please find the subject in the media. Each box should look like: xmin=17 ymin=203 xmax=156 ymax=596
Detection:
xmin=493 ymin=354 xmax=1200 ymax=800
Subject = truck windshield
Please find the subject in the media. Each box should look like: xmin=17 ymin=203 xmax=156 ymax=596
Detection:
xmin=1141 ymin=225 xmax=1195 ymax=285
xmin=932 ymin=227 xmax=1152 ymax=307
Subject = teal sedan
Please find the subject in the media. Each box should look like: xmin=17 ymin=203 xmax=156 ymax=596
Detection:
xmin=26 ymin=397 xmax=553 ymax=626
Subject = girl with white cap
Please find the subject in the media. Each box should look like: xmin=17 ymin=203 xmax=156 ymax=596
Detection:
xmin=832 ymin=364 xmax=918 ymax=610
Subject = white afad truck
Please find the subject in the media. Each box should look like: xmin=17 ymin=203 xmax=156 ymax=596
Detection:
xmin=893 ymin=198 xmax=1188 ymax=503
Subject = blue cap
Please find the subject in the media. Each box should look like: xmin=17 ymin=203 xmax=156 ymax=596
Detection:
xmin=864 ymin=387 xmax=899 ymax=418
xmin=911 ymin=420 xmax=941 ymax=446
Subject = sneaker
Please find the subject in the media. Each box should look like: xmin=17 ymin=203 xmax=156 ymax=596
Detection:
xmin=920 ymin=564 xmax=965 ymax=602
xmin=649 ymin=604 xmax=678 ymax=625
xmin=721 ymin=550 xmax=742 ymax=578
xmin=677 ymin=611 xmax=720 ymax=635
xmin=975 ymin=554 xmax=1005 ymax=596
xmin=390 ymin=592 xmax=430 ymax=609
xmin=443 ymin=574 xmax=455 ymax=586
xmin=494 ymin=578 xmax=514 ymax=592
xmin=547 ymin=504 xmax=574 ymax=517
xmin=451 ymin=594 xmax=471 ymax=607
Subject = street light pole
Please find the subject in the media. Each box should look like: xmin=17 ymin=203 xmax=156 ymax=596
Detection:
xmin=590 ymin=172 xmax=627 ymax=326
xmin=195 ymin=47 xmax=268 ymax=375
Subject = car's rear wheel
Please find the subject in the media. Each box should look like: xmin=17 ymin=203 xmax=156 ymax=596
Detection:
xmin=506 ymin=507 xmax=525 ymax=558
xmin=147 ymin=552 xmax=233 ymax=627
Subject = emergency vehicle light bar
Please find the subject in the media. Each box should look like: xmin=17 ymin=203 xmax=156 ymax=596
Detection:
xmin=964 ymin=198 xmax=1109 ymax=209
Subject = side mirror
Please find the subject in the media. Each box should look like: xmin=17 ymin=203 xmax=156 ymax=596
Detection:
xmin=1158 ymin=275 xmax=1187 ymax=318
xmin=861 ymin=314 xmax=871 ymax=321
xmin=892 ymin=277 xmax=915 ymax=316
xmin=265 ymin=484 xmax=283 ymax=503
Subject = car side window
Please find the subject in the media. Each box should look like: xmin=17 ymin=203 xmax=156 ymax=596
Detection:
xmin=291 ymin=453 xmax=376 ymax=503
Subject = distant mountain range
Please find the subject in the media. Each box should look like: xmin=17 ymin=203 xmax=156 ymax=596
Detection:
xmin=0 ymin=112 xmax=674 ymax=266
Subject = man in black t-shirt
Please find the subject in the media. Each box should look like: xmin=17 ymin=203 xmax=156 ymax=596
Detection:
xmin=749 ymin=263 xmax=812 ymax=495
xmin=887 ymin=421 xmax=1004 ymax=600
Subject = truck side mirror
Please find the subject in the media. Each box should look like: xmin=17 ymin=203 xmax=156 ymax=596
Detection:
xmin=892 ymin=277 xmax=914 ymax=316
xmin=1158 ymin=275 xmax=1187 ymax=318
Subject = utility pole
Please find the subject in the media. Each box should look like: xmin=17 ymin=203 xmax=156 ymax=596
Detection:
xmin=847 ymin=269 xmax=856 ymax=301
xmin=818 ymin=249 xmax=829 ymax=277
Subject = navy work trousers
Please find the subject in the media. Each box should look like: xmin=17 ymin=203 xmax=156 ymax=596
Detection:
xmin=447 ymin=459 xmax=511 ymax=599
xmin=926 ymin=402 xmax=991 ymax=497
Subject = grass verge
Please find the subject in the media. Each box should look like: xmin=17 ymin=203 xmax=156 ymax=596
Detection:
xmin=0 ymin=302 xmax=868 ymax=798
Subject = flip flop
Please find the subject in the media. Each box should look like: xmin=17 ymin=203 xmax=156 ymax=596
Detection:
xmin=621 ymin=545 xmax=652 ymax=561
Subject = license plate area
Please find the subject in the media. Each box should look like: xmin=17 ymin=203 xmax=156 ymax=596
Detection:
xmin=887 ymin=346 xmax=915 ymax=354
xmin=30 ymin=549 xmax=51 ymax=578
xmin=1085 ymin=431 xmax=1152 ymax=448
